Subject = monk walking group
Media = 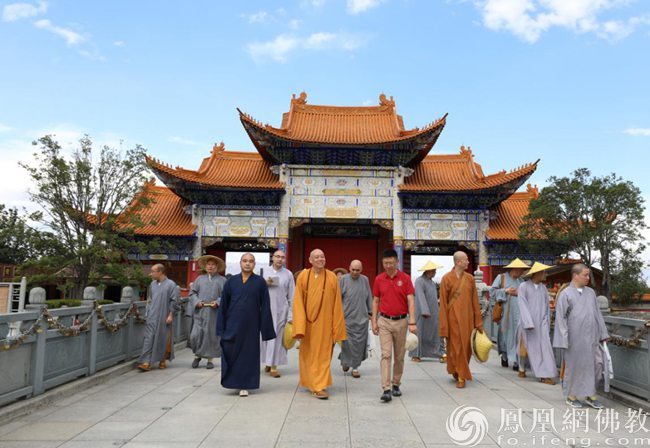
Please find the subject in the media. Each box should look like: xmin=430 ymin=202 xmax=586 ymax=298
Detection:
xmin=135 ymin=249 xmax=610 ymax=409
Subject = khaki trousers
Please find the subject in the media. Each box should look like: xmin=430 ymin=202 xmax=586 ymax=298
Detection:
xmin=378 ymin=316 xmax=408 ymax=390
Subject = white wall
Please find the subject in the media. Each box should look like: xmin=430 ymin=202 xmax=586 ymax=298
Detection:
xmin=225 ymin=251 xmax=271 ymax=276
xmin=410 ymin=255 xmax=453 ymax=284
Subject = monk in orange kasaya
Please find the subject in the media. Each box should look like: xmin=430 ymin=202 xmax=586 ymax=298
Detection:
xmin=292 ymin=248 xmax=347 ymax=399
xmin=439 ymin=251 xmax=485 ymax=389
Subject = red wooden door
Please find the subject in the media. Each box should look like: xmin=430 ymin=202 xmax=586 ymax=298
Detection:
xmin=303 ymin=237 xmax=378 ymax=285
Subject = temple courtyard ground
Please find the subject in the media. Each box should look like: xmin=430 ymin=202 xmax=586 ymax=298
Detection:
xmin=0 ymin=345 xmax=648 ymax=448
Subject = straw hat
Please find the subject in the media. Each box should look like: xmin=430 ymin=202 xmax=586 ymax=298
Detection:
xmin=525 ymin=262 xmax=552 ymax=277
xmin=332 ymin=267 xmax=348 ymax=276
xmin=283 ymin=322 xmax=297 ymax=350
xmin=405 ymin=332 xmax=419 ymax=352
xmin=503 ymin=258 xmax=530 ymax=269
xmin=197 ymin=255 xmax=225 ymax=272
xmin=471 ymin=329 xmax=492 ymax=363
xmin=418 ymin=260 xmax=443 ymax=271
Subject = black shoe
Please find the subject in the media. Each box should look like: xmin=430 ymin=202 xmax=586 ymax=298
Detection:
xmin=206 ymin=361 xmax=214 ymax=369
xmin=512 ymin=363 xmax=519 ymax=371
xmin=501 ymin=356 xmax=508 ymax=368
xmin=391 ymin=385 xmax=402 ymax=397
xmin=192 ymin=357 xmax=201 ymax=369
xmin=380 ymin=390 xmax=392 ymax=402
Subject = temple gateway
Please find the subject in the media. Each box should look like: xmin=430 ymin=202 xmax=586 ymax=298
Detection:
xmin=139 ymin=93 xmax=555 ymax=288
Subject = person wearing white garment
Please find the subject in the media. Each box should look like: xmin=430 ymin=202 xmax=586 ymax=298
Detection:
xmin=260 ymin=250 xmax=295 ymax=378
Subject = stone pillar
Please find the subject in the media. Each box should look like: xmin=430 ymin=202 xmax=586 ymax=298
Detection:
xmin=393 ymin=239 xmax=404 ymax=270
xmin=82 ymin=286 xmax=98 ymax=305
xmin=477 ymin=210 xmax=491 ymax=281
xmin=597 ymin=295 xmax=610 ymax=314
xmin=26 ymin=287 xmax=47 ymax=310
xmin=274 ymin=164 xmax=291 ymax=267
xmin=192 ymin=205 xmax=203 ymax=259
xmin=393 ymin=167 xmax=409 ymax=271
xmin=120 ymin=286 xmax=135 ymax=303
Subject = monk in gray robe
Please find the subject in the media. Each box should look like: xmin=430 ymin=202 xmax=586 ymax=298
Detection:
xmin=138 ymin=264 xmax=180 ymax=371
xmin=516 ymin=262 xmax=557 ymax=384
xmin=261 ymin=250 xmax=295 ymax=378
xmin=553 ymin=263 xmax=610 ymax=409
xmin=490 ymin=258 xmax=527 ymax=369
xmin=188 ymin=255 xmax=226 ymax=369
xmin=410 ymin=260 xmax=444 ymax=362
xmin=339 ymin=260 xmax=373 ymax=378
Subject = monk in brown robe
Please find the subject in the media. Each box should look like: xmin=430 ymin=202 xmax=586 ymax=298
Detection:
xmin=293 ymin=249 xmax=347 ymax=399
xmin=439 ymin=251 xmax=484 ymax=389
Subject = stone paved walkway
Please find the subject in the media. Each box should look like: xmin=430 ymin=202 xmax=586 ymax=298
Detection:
xmin=0 ymin=345 xmax=648 ymax=448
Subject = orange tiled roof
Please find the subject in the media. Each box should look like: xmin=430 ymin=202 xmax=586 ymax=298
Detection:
xmin=239 ymin=92 xmax=447 ymax=145
xmin=146 ymin=143 xmax=284 ymax=190
xmin=128 ymin=183 xmax=196 ymax=237
xmin=486 ymin=184 xmax=539 ymax=240
xmin=400 ymin=146 xmax=539 ymax=192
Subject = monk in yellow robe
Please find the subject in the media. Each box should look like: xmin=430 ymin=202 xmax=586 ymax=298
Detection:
xmin=439 ymin=251 xmax=484 ymax=389
xmin=293 ymin=249 xmax=347 ymax=399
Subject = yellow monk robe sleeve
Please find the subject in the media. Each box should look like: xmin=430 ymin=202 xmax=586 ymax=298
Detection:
xmin=439 ymin=274 xmax=449 ymax=338
xmin=331 ymin=273 xmax=347 ymax=342
xmin=292 ymin=271 xmax=307 ymax=338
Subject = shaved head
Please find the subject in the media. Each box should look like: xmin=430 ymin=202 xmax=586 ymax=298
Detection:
xmin=453 ymin=251 xmax=470 ymax=273
xmin=309 ymin=248 xmax=326 ymax=270
xmin=349 ymin=260 xmax=363 ymax=279
xmin=241 ymin=252 xmax=255 ymax=262
xmin=310 ymin=248 xmax=324 ymax=259
xmin=240 ymin=252 xmax=256 ymax=274
xmin=150 ymin=263 xmax=166 ymax=281
xmin=453 ymin=251 xmax=467 ymax=263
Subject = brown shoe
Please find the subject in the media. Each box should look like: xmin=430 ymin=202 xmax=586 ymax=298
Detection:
xmin=137 ymin=363 xmax=150 ymax=372
xmin=342 ymin=366 xmax=350 ymax=372
xmin=518 ymin=371 xmax=526 ymax=378
xmin=270 ymin=370 xmax=281 ymax=378
xmin=439 ymin=354 xmax=447 ymax=364
xmin=452 ymin=373 xmax=459 ymax=381
xmin=351 ymin=370 xmax=361 ymax=378
xmin=456 ymin=379 xmax=466 ymax=389
xmin=159 ymin=361 xmax=166 ymax=369
xmin=264 ymin=366 xmax=271 ymax=373
xmin=411 ymin=357 xmax=422 ymax=363
xmin=540 ymin=378 xmax=556 ymax=385
xmin=312 ymin=390 xmax=329 ymax=399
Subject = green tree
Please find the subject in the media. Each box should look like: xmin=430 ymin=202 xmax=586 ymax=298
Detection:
xmin=609 ymin=249 xmax=649 ymax=304
xmin=20 ymin=135 xmax=153 ymax=298
xmin=0 ymin=204 xmax=62 ymax=266
xmin=520 ymin=168 xmax=647 ymax=300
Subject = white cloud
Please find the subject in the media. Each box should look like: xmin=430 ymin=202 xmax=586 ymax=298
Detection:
xmin=113 ymin=40 xmax=126 ymax=47
xmin=34 ymin=19 xmax=85 ymax=46
xmin=347 ymin=0 xmax=387 ymax=15
xmin=304 ymin=0 xmax=327 ymax=8
xmin=289 ymin=19 xmax=303 ymax=30
xmin=624 ymin=128 xmax=650 ymax=137
xmin=2 ymin=1 xmax=47 ymax=22
xmin=0 ymin=123 xmax=12 ymax=133
xmin=248 ymin=32 xmax=368 ymax=63
xmin=242 ymin=10 xmax=269 ymax=23
xmin=169 ymin=136 xmax=203 ymax=146
xmin=475 ymin=0 xmax=650 ymax=43
xmin=361 ymin=99 xmax=374 ymax=106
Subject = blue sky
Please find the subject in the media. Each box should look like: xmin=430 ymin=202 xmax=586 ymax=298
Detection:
xmin=1 ymin=0 xmax=649 ymax=264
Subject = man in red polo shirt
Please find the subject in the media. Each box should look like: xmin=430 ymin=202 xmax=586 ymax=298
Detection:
xmin=372 ymin=248 xmax=417 ymax=403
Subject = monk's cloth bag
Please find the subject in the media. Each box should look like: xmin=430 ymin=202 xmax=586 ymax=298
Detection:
xmin=491 ymin=273 xmax=505 ymax=324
